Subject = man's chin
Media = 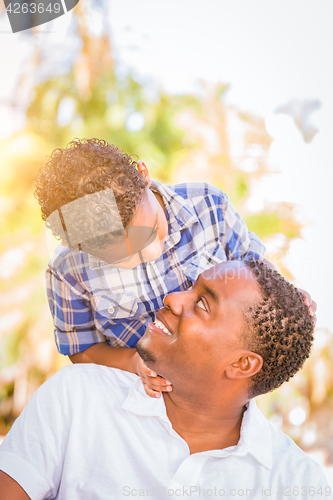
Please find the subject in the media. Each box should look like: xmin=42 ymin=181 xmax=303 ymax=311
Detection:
xmin=136 ymin=340 xmax=157 ymax=366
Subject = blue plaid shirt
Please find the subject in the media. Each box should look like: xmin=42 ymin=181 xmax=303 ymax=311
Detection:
xmin=46 ymin=181 xmax=266 ymax=355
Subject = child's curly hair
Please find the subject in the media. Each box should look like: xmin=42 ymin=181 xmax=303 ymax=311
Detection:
xmin=34 ymin=138 xmax=148 ymax=228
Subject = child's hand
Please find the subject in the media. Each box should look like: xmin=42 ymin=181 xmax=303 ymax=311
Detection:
xmin=298 ymin=288 xmax=317 ymax=325
xmin=133 ymin=352 xmax=173 ymax=398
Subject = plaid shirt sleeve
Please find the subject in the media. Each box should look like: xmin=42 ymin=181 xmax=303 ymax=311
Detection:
xmin=223 ymin=193 xmax=266 ymax=261
xmin=46 ymin=266 xmax=106 ymax=356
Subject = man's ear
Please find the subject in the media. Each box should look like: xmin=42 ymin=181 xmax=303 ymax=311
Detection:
xmin=225 ymin=352 xmax=263 ymax=380
xmin=137 ymin=160 xmax=151 ymax=187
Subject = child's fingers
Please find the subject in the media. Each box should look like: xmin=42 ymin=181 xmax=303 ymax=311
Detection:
xmin=298 ymin=288 xmax=317 ymax=326
xmin=149 ymin=376 xmax=172 ymax=386
xmin=148 ymin=383 xmax=173 ymax=392
xmin=308 ymin=301 xmax=317 ymax=323
xmin=310 ymin=312 xmax=317 ymax=326
xmin=309 ymin=300 xmax=317 ymax=314
xmin=138 ymin=362 xmax=158 ymax=378
xmin=138 ymin=369 xmax=173 ymax=397
xmin=145 ymin=377 xmax=173 ymax=393
xmin=142 ymin=383 xmax=162 ymax=399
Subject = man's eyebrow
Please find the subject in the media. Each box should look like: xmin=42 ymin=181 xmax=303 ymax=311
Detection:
xmin=196 ymin=275 xmax=220 ymax=306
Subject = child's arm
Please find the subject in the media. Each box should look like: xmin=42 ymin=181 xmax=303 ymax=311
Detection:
xmin=69 ymin=344 xmax=137 ymax=370
xmin=48 ymin=267 xmax=172 ymax=397
xmin=69 ymin=345 xmax=172 ymax=398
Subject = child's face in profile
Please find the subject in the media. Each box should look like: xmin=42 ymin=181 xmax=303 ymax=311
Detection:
xmin=110 ymin=188 xmax=168 ymax=269
xmin=60 ymin=162 xmax=169 ymax=268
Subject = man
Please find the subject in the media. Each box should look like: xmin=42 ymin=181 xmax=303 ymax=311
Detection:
xmin=35 ymin=138 xmax=316 ymax=397
xmin=0 ymin=260 xmax=326 ymax=499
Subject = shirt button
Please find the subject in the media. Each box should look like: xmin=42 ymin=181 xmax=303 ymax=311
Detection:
xmin=108 ymin=305 xmax=115 ymax=314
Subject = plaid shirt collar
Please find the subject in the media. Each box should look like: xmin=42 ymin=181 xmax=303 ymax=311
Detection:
xmin=88 ymin=180 xmax=199 ymax=270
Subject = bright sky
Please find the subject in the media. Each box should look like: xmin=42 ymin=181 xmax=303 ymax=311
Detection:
xmin=1 ymin=0 xmax=333 ymax=329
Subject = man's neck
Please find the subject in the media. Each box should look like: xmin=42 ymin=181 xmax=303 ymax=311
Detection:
xmin=162 ymin=391 xmax=248 ymax=455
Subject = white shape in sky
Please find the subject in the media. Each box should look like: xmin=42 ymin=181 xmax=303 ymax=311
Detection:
xmin=244 ymin=195 xmax=265 ymax=213
xmin=0 ymin=106 xmax=26 ymax=140
xmin=57 ymin=97 xmax=76 ymax=127
xmin=265 ymin=114 xmax=299 ymax=141
xmin=289 ymin=407 xmax=307 ymax=426
xmin=245 ymin=144 xmax=264 ymax=158
xmin=0 ymin=248 xmax=26 ymax=279
xmin=269 ymin=413 xmax=283 ymax=430
xmin=302 ymin=430 xmax=317 ymax=447
xmin=126 ymin=111 xmax=145 ymax=132
xmin=239 ymin=157 xmax=257 ymax=173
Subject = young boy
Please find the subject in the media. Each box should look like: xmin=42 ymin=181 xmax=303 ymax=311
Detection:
xmin=35 ymin=138 xmax=315 ymax=397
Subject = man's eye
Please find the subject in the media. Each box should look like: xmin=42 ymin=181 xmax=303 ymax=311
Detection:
xmin=196 ymin=298 xmax=207 ymax=311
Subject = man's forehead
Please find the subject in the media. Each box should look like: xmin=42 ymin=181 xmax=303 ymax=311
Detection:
xmin=199 ymin=261 xmax=260 ymax=299
xmin=195 ymin=263 xmax=261 ymax=319
xmin=201 ymin=261 xmax=253 ymax=283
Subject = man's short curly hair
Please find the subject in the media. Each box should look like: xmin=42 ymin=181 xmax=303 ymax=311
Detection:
xmin=34 ymin=138 xmax=148 ymax=228
xmin=244 ymin=260 xmax=314 ymax=398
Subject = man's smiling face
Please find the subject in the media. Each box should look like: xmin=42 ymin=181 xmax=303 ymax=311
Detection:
xmin=136 ymin=261 xmax=263 ymax=389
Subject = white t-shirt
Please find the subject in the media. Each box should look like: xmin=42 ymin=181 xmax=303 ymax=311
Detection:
xmin=0 ymin=365 xmax=329 ymax=500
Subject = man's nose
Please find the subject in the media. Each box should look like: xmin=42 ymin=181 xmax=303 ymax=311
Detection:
xmin=163 ymin=290 xmax=189 ymax=316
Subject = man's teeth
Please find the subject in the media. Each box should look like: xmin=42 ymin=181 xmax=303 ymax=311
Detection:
xmin=154 ymin=319 xmax=172 ymax=335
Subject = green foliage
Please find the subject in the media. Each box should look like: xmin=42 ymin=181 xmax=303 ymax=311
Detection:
xmin=25 ymin=72 xmax=199 ymax=183
xmin=244 ymin=206 xmax=302 ymax=242
xmin=244 ymin=212 xmax=283 ymax=240
xmin=231 ymin=172 xmax=248 ymax=205
xmin=1 ymin=322 xmax=27 ymax=368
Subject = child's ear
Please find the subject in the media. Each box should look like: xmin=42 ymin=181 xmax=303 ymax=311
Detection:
xmin=137 ymin=160 xmax=151 ymax=187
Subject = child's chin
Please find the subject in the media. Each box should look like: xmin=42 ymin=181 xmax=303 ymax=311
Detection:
xmin=148 ymin=247 xmax=164 ymax=263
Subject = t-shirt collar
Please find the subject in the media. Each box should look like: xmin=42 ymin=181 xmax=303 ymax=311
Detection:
xmin=236 ymin=399 xmax=273 ymax=469
xmin=122 ymin=379 xmax=272 ymax=469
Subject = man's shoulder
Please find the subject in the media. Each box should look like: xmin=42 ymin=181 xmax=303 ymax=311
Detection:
xmin=270 ymin=421 xmax=324 ymax=477
xmin=57 ymin=363 xmax=138 ymax=386
xmin=43 ymin=364 xmax=139 ymax=402
xmin=249 ymin=402 xmax=325 ymax=482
